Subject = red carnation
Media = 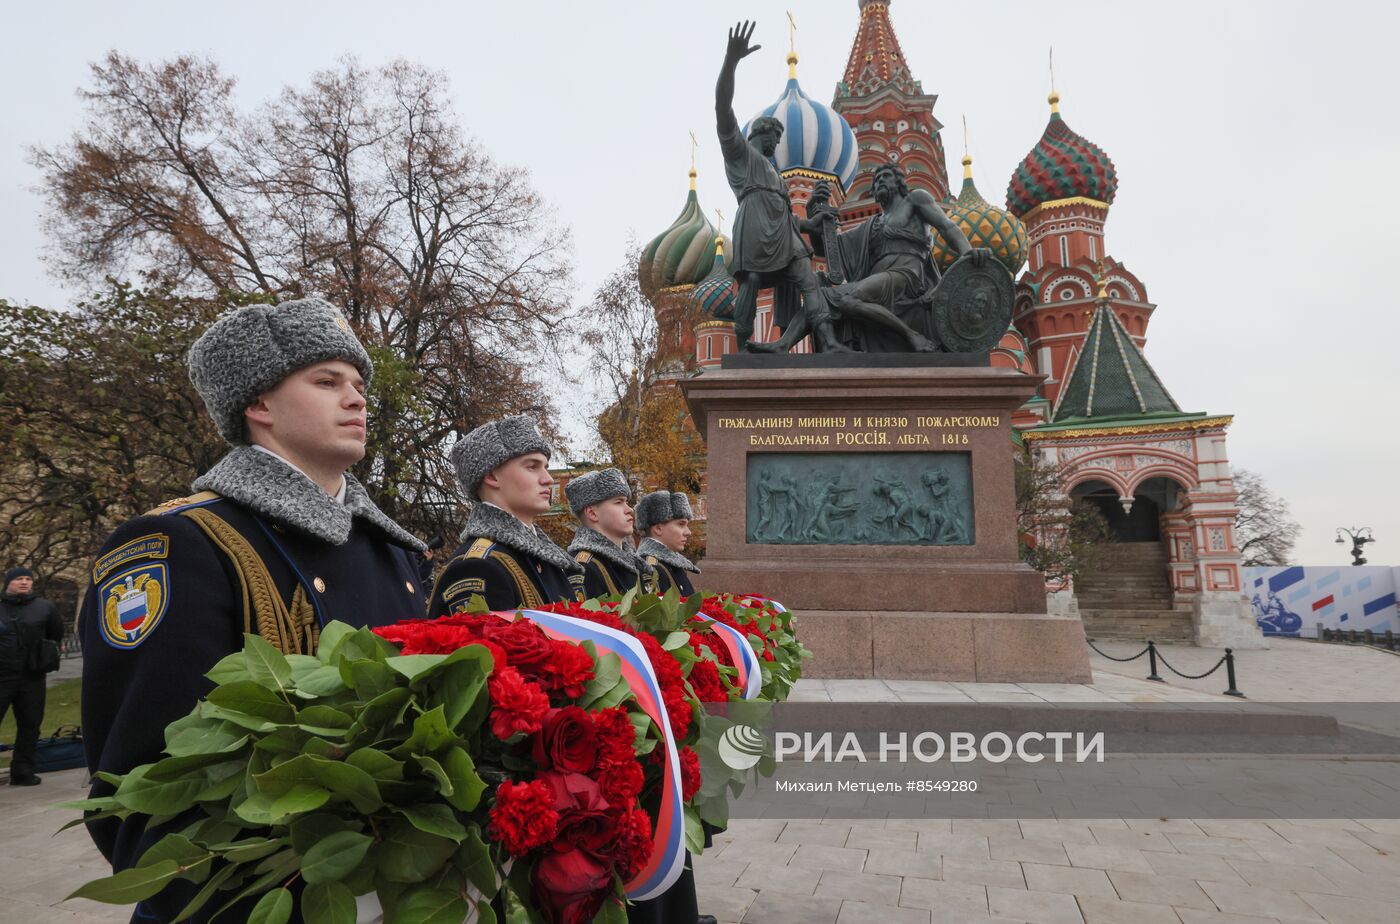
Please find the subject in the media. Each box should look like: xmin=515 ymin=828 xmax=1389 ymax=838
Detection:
xmin=596 ymin=755 xmax=644 ymax=807
xmin=488 ymin=667 xmax=549 ymax=740
xmin=688 ymin=658 xmax=728 ymax=703
xmin=611 ymin=807 xmax=654 ymax=879
xmin=488 ymin=779 xmax=559 ymax=857
xmin=532 ymin=706 xmax=598 ymax=774
xmin=591 ymin=706 xmax=638 ymax=765
xmin=679 ymin=746 xmax=702 ymax=801
xmin=537 ymin=640 xmax=595 ymax=699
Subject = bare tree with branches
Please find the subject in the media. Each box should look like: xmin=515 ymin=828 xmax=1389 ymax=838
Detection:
xmin=31 ymin=53 xmax=575 ymax=543
xmin=1232 ymin=468 xmax=1301 ymax=566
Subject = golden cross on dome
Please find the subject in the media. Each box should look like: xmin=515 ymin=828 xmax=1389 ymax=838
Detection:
xmin=787 ymin=11 xmax=798 ymax=54
xmin=714 ymin=207 xmax=724 ymax=229
xmin=1048 ymin=47 xmax=1061 ymax=112
xmin=689 ymin=130 xmax=698 ymax=171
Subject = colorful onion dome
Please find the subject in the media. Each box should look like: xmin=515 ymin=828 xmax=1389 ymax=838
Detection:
xmin=932 ymin=155 xmax=1029 ymax=275
xmin=1006 ymin=92 xmax=1117 ymax=218
xmin=639 ymin=169 xmax=727 ymax=290
xmin=689 ymin=235 xmax=736 ymax=320
xmin=744 ymin=52 xmax=860 ymax=191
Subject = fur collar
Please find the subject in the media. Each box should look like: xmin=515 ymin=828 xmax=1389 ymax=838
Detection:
xmin=460 ymin=503 xmax=581 ymax=574
xmin=193 ymin=446 xmax=424 ymax=551
xmin=568 ymin=526 xmax=643 ymax=575
xmin=637 ymin=537 xmax=700 ymax=574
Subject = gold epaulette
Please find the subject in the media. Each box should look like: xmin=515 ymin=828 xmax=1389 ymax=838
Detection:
xmin=489 ymin=550 xmax=544 ymax=609
xmin=464 ymin=537 xmax=494 ymax=559
xmin=144 ymin=490 xmax=221 ymax=516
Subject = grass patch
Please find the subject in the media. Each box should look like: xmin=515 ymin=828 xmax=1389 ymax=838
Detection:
xmin=1 ymin=676 xmax=81 ymax=768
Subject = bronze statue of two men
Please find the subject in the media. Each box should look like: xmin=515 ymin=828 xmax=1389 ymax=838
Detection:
xmin=715 ymin=21 xmax=1007 ymax=355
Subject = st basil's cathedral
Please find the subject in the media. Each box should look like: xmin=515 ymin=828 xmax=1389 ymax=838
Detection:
xmin=634 ymin=0 xmax=1259 ymax=647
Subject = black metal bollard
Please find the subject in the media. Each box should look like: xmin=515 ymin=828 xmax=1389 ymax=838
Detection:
xmin=1222 ymin=648 xmax=1245 ymax=697
xmin=1146 ymin=640 xmax=1164 ymax=682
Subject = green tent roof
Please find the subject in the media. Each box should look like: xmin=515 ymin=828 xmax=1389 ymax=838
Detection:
xmin=1052 ymin=303 xmax=1183 ymax=423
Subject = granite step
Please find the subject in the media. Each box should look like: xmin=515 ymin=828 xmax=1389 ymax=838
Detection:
xmin=1081 ymin=608 xmax=1195 ymax=642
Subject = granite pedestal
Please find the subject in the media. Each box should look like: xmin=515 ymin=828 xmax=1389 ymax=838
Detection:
xmin=681 ymin=358 xmax=1092 ymax=682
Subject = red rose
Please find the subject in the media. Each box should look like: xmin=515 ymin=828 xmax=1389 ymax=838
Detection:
xmin=488 ymin=667 xmax=549 ymax=740
xmin=483 ymin=619 xmax=555 ymax=674
xmin=679 ymin=746 xmax=702 ymax=801
xmin=552 ymin=806 xmax=615 ymax=855
xmin=538 ymin=771 xmax=616 ymax=855
xmin=488 ymin=778 xmax=559 ymax=857
xmin=531 ymin=706 xmax=597 ymax=774
xmin=537 ymin=640 xmax=595 ymax=699
xmin=538 ymin=770 xmax=610 ymax=813
xmin=531 ymin=847 xmax=612 ymax=924
xmin=596 ymin=755 xmax=644 ymax=807
xmin=611 ymin=807 xmax=653 ymax=879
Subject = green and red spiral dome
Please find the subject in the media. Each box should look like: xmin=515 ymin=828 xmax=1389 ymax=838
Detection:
xmin=1006 ymin=92 xmax=1117 ymax=218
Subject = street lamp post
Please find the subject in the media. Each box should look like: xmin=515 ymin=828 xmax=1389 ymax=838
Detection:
xmin=1335 ymin=527 xmax=1375 ymax=566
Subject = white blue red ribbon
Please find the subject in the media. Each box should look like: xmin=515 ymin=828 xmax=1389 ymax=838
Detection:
xmin=692 ymin=615 xmax=762 ymax=701
xmin=504 ymin=610 xmax=685 ymax=901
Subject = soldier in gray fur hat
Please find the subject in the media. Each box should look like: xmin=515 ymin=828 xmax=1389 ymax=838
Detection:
xmin=78 ymin=297 xmax=427 ymax=924
xmin=636 ymin=490 xmax=702 ymax=596
xmin=563 ymin=468 xmax=656 ymax=599
xmin=429 ymin=415 xmax=585 ymax=615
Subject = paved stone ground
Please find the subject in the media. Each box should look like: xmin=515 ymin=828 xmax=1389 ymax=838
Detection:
xmin=1087 ymin=638 xmax=1400 ymax=702
xmin=7 ymin=640 xmax=1400 ymax=924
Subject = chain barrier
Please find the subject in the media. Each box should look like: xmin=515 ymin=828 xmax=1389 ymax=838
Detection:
xmin=1086 ymin=638 xmax=1245 ymax=697
xmin=1083 ymin=639 xmax=1149 ymax=662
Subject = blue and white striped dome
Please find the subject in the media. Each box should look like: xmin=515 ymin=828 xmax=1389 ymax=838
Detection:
xmin=744 ymin=54 xmax=859 ymax=192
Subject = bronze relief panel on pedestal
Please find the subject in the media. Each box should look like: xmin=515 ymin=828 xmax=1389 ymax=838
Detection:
xmin=745 ymin=452 xmax=973 ymax=546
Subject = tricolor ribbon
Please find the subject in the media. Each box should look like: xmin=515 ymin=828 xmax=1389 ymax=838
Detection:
xmin=500 ymin=609 xmax=685 ymax=901
xmin=691 ymin=614 xmax=762 ymax=700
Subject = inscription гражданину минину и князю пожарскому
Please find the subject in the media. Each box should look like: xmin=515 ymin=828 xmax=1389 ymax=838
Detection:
xmin=716 ymin=414 xmax=1001 ymax=448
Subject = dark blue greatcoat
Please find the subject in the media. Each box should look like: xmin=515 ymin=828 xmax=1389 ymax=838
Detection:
xmin=80 ymin=454 xmax=425 ymax=924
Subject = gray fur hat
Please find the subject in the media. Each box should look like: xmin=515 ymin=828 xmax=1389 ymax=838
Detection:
xmin=635 ymin=490 xmax=694 ymax=533
xmin=564 ymin=468 xmax=630 ymax=519
xmin=188 ymin=298 xmax=373 ymax=444
xmin=451 ymin=415 xmax=553 ymax=501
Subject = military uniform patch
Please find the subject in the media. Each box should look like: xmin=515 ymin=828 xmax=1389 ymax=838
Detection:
xmin=443 ymin=578 xmax=487 ymax=604
xmin=92 ymin=533 xmax=169 ymax=584
xmin=97 ymin=563 xmax=170 ymax=649
xmin=568 ymin=571 xmax=587 ymax=601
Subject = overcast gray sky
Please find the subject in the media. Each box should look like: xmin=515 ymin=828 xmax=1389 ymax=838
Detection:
xmin=2 ymin=0 xmax=1396 ymax=568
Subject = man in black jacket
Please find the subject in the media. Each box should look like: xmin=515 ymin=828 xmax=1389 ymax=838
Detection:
xmin=565 ymin=468 xmax=655 ymax=599
xmin=1 ymin=566 xmax=64 ymax=785
xmin=79 ymin=297 xmax=426 ymax=923
xmin=429 ymin=415 xmax=585 ymax=615
xmin=636 ymin=491 xmax=702 ymax=597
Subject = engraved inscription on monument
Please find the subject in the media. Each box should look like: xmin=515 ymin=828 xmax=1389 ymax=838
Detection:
xmin=745 ymin=452 xmax=973 ymax=546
